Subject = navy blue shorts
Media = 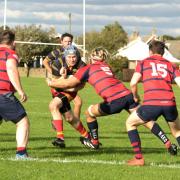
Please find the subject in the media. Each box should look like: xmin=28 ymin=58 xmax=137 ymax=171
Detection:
xmin=0 ymin=93 xmax=27 ymax=124
xmin=99 ymin=93 xmax=139 ymax=115
xmin=137 ymin=105 xmax=178 ymax=122
xmin=55 ymin=92 xmax=71 ymax=114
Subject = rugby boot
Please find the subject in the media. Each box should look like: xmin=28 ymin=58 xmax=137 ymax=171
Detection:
xmin=127 ymin=157 xmax=145 ymax=166
xmin=80 ymin=136 xmax=100 ymax=149
xmin=52 ymin=138 xmax=65 ymax=148
xmin=168 ymin=144 xmax=177 ymax=155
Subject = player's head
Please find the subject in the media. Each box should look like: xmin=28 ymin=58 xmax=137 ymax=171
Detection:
xmin=0 ymin=29 xmax=15 ymax=46
xmin=90 ymin=47 xmax=108 ymax=63
xmin=64 ymin=45 xmax=78 ymax=67
xmin=149 ymin=40 xmax=166 ymax=56
xmin=61 ymin=33 xmax=73 ymax=48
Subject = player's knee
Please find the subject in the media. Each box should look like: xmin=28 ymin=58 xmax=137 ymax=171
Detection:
xmin=126 ymin=118 xmax=136 ymax=128
xmin=74 ymin=98 xmax=82 ymax=107
xmin=48 ymin=103 xmax=54 ymax=112
xmin=86 ymin=105 xmax=96 ymax=118
xmin=49 ymin=101 xmax=61 ymax=112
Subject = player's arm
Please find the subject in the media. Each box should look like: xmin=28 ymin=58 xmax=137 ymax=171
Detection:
xmin=43 ymin=57 xmax=52 ymax=74
xmin=130 ymin=72 xmax=142 ymax=102
xmin=174 ymin=77 xmax=180 ymax=87
xmin=63 ymin=82 xmax=85 ymax=92
xmin=6 ymin=58 xmax=27 ymax=102
xmin=47 ymin=76 xmax=81 ymax=89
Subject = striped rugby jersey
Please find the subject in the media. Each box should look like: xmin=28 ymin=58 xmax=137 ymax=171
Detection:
xmin=136 ymin=55 xmax=180 ymax=106
xmin=74 ymin=61 xmax=131 ymax=102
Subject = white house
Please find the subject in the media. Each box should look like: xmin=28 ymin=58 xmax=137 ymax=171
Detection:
xmin=116 ymin=36 xmax=180 ymax=69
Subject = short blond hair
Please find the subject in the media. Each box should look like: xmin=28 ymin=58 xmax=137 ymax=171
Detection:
xmin=91 ymin=47 xmax=108 ymax=61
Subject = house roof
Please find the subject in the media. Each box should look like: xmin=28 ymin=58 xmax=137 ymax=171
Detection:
xmin=116 ymin=36 xmax=180 ymax=62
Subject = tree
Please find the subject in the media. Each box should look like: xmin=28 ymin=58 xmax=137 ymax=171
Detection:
xmin=13 ymin=25 xmax=57 ymax=76
xmin=78 ymin=22 xmax=128 ymax=56
xmin=101 ymin=21 xmax=128 ymax=54
xmin=162 ymin=35 xmax=175 ymax=40
xmin=108 ymin=56 xmax=128 ymax=80
xmin=78 ymin=31 xmax=102 ymax=55
xmin=175 ymin=36 xmax=180 ymax=40
xmin=14 ymin=25 xmax=56 ymax=62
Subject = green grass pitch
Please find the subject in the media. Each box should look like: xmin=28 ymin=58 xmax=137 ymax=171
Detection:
xmin=0 ymin=77 xmax=180 ymax=180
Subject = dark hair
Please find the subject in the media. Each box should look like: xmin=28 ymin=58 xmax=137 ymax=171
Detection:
xmin=61 ymin=32 xmax=73 ymax=41
xmin=0 ymin=30 xmax=15 ymax=45
xmin=149 ymin=40 xmax=166 ymax=55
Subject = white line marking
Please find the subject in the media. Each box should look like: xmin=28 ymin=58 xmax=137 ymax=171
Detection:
xmin=1 ymin=157 xmax=180 ymax=168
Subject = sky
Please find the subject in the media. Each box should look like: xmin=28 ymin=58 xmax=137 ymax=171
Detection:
xmin=0 ymin=0 xmax=180 ymax=37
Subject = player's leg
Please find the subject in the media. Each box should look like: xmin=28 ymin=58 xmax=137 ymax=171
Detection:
xmin=126 ymin=110 xmax=145 ymax=166
xmin=83 ymin=97 xmax=133 ymax=150
xmin=16 ymin=116 xmax=30 ymax=158
xmin=137 ymin=106 xmax=176 ymax=154
xmin=63 ymin=109 xmax=89 ymax=139
xmin=49 ymin=96 xmax=65 ymax=147
xmin=168 ymin=117 xmax=180 ymax=146
xmin=72 ymin=94 xmax=82 ymax=119
xmin=126 ymin=113 xmax=176 ymax=158
xmin=164 ymin=106 xmax=180 ymax=150
xmin=0 ymin=93 xmax=30 ymax=159
xmin=80 ymin=103 xmax=104 ymax=149
xmin=126 ymin=105 xmax=177 ymax=165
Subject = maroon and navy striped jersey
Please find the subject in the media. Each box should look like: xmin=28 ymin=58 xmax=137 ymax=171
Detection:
xmin=0 ymin=47 xmax=19 ymax=94
xmin=136 ymin=55 xmax=180 ymax=106
xmin=74 ymin=61 xmax=131 ymax=102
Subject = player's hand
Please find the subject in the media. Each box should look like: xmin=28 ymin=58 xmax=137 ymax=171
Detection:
xmin=46 ymin=78 xmax=52 ymax=87
xmin=133 ymin=94 xmax=140 ymax=103
xmin=59 ymin=67 xmax=67 ymax=78
xmin=18 ymin=91 xmax=27 ymax=103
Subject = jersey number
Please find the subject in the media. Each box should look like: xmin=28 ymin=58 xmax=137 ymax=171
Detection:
xmin=100 ymin=67 xmax=113 ymax=75
xmin=150 ymin=62 xmax=167 ymax=78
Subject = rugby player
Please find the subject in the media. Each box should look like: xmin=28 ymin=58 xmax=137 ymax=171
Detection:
xmin=46 ymin=47 xmax=139 ymax=149
xmin=126 ymin=40 xmax=180 ymax=166
xmin=43 ymin=32 xmax=83 ymax=119
xmin=0 ymin=30 xmax=30 ymax=159
xmin=44 ymin=43 xmax=89 ymax=148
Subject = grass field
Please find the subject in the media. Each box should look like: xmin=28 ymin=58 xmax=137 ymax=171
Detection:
xmin=0 ymin=77 xmax=180 ymax=180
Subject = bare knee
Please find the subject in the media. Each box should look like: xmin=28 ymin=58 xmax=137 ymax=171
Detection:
xmin=85 ymin=108 xmax=96 ymax=123
xmin=126 ymin=118 xmax=136 ymax=129
xmin=73 ymin=97 xmax=82 ymax=107
xmin=49 ymin=100 xmax=61 ymax=113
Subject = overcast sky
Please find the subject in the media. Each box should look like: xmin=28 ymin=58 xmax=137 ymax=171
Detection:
xmin=0 ymin=0 xmax=180 ymax=37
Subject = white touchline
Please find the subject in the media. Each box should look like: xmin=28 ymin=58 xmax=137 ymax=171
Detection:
xmin=1 ymin=157 xmax=180 ymax=169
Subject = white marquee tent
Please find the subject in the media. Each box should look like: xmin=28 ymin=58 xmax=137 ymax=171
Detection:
xmin=116 ymin=37 xmax=180 ymax=63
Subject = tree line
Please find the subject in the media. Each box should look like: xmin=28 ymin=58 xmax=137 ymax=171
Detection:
xmin=2 ymin=22 xmax=178 ymax=79
xmin=0 ymin=21 xmax=127 ymax=62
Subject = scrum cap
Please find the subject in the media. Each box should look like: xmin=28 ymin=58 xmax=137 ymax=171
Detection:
xmin=64 ymin=45 xmax=77 ymax=58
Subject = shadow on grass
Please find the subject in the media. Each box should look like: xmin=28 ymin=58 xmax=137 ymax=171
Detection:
xmin=28 ymin=145 xmax=169 ymax=159
xmin=120 ymin=131 xmax=172 ymax=135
